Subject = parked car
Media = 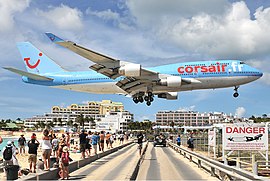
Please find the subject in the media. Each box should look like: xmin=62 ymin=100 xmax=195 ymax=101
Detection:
xmin=154 ymin=134 xmax=166 ymax=147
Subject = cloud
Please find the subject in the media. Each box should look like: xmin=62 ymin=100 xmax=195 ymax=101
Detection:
xmin=37 ymin=4 xmax=83 ymax=31
xmin=235 ymin=107 xmax=246 ymax=118
xmin=126 ymin=0 xmax=229 ymax=27
xmin=178 ymin=105 xmax=196 ymax=112
xmin=124 ymin=1 xmax=270 ymax=60
xmin=0 ymin=0 xmax=30 ymax=32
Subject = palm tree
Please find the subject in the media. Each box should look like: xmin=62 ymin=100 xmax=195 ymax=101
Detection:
xmin=66 ymin=120 xmax=73 ymax=127
xmin=57 ymin=118 xmax=63 ymax=127
xmin=75 ymin=114 xmax=85 ymax=130
xmin=46 ymin=121 xmax=54 ymax=129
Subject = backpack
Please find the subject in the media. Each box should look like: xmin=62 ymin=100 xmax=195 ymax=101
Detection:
xmin=61 ymin=152 xmax=69 ymax=164
xmin=3 ymin=146 xmax=12 ymax=160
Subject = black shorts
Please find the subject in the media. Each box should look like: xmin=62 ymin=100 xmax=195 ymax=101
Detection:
xmin=80 ymin=143 xmax=86 ymax=152
xmin=100 ymin=140 xmax=104 ymax=143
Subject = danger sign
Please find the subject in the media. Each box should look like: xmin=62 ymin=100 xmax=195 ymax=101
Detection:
xmin=223 ymin=125 xmax=268 ymax=151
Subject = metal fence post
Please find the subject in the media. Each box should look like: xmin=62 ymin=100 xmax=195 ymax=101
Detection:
xmin=236 ymin=157 xmax=241 ymax=169
xmin=252 ymin=162 xmax=258 ymax=175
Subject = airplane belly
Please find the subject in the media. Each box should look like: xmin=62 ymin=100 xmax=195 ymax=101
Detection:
xmin=53 ymin=82 xmax=127 ymax=94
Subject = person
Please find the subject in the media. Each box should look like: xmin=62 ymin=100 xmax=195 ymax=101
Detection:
xmin=3 ymin=141 xmax=19 ymax=176
xmin=18 ymin=134 xmax=26 ymax=155
xmin=105 ymin=132 xmax=111 ymax=149
xmin=51 ymin=134 xmax=59 ymax=157
xmin=59 ymin=146 xmax=70 ymax=180
xmin=85 ymin=131 xmax=92 ymax=157
xmin=91 ymin=132 xmax=99 ymax=155
xmin=3 ymin=141 xmax=18 ymax=166
xmin=99 ymin=131 xmax=105 ymax=152
xmin=176 ymin=135 xmax=181 ymax=146
xmin=119 ymin=132 xmax=124 ymax=144
xmin=137 ymin=132 xmax=143 ymax=156
xmin=79 ymin=129 xmax=87 ymax=159
xmin=27 ymin=134 xmax=40 ymax=173
xmin=66 ymin=132 xmax=71 ymax=149
xmin=187 ymin=135 xmax=194 ymax=151
xmin=42 ymin=129 xmax=52 ymax=171
xmin=0 ymin=136 xmax=3 ymax=144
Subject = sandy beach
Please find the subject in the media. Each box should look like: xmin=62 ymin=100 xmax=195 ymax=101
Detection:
xmin=0 ymin=131 xmax=129 ymax=180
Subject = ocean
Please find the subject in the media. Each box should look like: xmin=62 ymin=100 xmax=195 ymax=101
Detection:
xmin=0 ymin=138 xmax=19 ymax=157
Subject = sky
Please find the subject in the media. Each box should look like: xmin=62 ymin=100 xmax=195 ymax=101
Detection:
xmin=1 ymin=0 xmax=270 ymax=121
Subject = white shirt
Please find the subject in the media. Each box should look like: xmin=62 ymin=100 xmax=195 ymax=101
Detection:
xmin=42 ymin=139 xmax=52 ymax=149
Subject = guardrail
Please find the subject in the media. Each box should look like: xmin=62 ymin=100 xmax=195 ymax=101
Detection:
xmin=168 ymin=141 xmax=268 ymax=181
xmin=23 ymin=141 xmax=135 ymax=180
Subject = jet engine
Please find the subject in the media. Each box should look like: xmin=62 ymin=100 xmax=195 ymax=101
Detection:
xmin=160 ymin=76 xmax=182 ymax=87
xmin=158 ymin=92 xmax=178 ymax=100
xmin=119 ymin=63 xmax=141 ymax=77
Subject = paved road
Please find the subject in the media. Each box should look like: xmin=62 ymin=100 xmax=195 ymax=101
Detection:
xmin=69 ymin=143 xmax=140 ymax=180
xmin=137 ymin=143 xmax=219 ymax=180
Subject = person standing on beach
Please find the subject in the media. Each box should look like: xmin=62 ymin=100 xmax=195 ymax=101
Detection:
xmin=42 ymin=129 xmax=52 ymax=171
xmin=66 ymin=132 xmax=71 ymax=149
xmin=28 ymin=134 xmax=39 ymax=173
xmin=99 ymin=131 xmax=105 ymax=152
xmin=79 ymin=129 xmax=87 ymax=159
xmin=91 ymin=132 xmax=99 ymax=155
xmin=59 ymin=146 xmax=70 ymax=180
xmin=18 ymin=134 xmax=26 ymax=155
xmin=105 ymin=132 xmax=111 ymax=149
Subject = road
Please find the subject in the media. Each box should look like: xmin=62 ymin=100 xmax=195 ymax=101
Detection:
xmin=137 ymin=143 xmax=219 ymax=180
xmin=68 ymin=143 xmax=140 ymax=180
xmin=68 ymin=142 xmax=218 ymax=180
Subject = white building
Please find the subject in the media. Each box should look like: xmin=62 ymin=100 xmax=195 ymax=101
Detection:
xmin=95 ymin=111 xmax=133 ymax=133
xmin=156 ymin=110 xmax=236 ymax=126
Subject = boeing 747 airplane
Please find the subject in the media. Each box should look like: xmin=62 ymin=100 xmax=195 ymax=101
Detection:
xmin=3 ymin=33 xmax=263 ymax=106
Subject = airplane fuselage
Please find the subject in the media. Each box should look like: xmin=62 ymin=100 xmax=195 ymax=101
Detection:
xmin=22 ymin=60 xmax=263 ymax=95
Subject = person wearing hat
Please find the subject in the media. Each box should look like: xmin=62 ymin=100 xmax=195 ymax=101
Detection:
xmin=2 ymin=141 xmax=19 ymax=176
xmin=18 ymin=134 xmax=26 ymax=155
xmin=27 ymin=134 xmax=40 ymax=173
xmin=59 ymin=146 xmax=70 ymax=180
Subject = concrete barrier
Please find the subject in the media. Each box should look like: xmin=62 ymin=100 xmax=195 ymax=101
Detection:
xmin=22 ymin=141 xmax=134 ymax=180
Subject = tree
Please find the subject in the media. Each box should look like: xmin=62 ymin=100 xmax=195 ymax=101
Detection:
xmin=46 ymin=121 xmax=54 ymax=129
xmin=66 ymin=120 xmax=73 ymax=127
xmin=75 ymin=114 xmax=85 ymax=130
xmin=57 ymin=118 xmax=63 ymax=127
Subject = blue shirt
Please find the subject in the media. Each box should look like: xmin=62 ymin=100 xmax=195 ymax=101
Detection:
xmin=92 ymin=135 xmax=98 ymax=145
xmin=176 ymin=137 xmax=181 ymax=143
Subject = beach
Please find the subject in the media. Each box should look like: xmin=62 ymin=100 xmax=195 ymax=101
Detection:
xmin=0 ymin=131 xmax=128 ymax=180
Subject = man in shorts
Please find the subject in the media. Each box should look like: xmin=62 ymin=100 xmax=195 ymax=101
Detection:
xmin=18 ymin=135 xmax=26 ymax=154
xmin=28 ymin=134 xmax=39 ymax=173
xmin=79 ymin=129 xmax=87 ymax=159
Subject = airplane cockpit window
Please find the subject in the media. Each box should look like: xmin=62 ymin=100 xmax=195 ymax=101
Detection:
xmin=240 ymin=61 xmax=245 ymax=64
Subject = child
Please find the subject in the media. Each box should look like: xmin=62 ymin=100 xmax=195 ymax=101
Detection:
xmin=59 ymin=146 xmax=70 ymax=180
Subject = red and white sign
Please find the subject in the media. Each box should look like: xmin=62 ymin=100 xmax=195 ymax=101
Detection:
xmin=223 ymin=125 xmax=268 ymax=151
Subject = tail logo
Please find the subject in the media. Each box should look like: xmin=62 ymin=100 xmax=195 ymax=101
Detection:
xmin=24 ymin=52 xmax=42 ymax=69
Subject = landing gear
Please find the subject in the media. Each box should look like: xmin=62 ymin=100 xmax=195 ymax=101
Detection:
xmin=132 ymin=92 xmax=154 ymax=106
xmin=233 ymin=86 xmax=239 ymax=98
xmin=233 ymin=92 xmax=239 ymax=98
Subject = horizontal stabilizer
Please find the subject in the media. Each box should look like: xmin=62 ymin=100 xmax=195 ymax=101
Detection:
xmin=45 ymin=33 xmax=65 ymax=43
xmin=3 ymin=67 xmax=53 ymax=81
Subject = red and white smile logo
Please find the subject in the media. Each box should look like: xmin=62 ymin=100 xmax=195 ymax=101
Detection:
xmin=24 ymin=52 xmax=42 ymax=69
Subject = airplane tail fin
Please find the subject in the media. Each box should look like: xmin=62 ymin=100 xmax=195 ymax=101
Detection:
xmin=17 ymin=42 xmax=65 ymax=75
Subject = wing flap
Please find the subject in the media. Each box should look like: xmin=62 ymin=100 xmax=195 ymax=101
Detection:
xmin=3 ymin=67 xmax=53 ymax=81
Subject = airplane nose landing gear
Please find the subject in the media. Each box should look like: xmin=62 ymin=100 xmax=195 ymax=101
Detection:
xmin=233 ymin=86 xmax=239 ymax=98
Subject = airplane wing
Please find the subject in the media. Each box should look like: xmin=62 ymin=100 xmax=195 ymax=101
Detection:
xmin=3 ymin=67 xmax=53 ymax=81
xmin=45 ymin=33 xmax=158 ymax=80
xmin=45 ymin=33 xmax=160 ymax=94
xmin=45 ymin=33 xmax=198 ymax=94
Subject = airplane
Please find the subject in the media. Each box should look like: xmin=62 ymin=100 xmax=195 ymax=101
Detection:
xmin=3 ymin=33 xmax=263 ymax=106
xmin=228 ymin=134 xmax=263 ymax=142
